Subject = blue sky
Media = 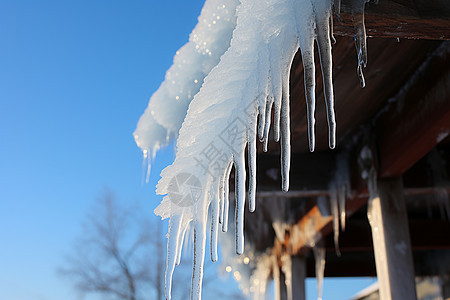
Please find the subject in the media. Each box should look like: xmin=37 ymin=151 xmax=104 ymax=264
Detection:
xmin=0 ymin=1 xmax=375 ymax=299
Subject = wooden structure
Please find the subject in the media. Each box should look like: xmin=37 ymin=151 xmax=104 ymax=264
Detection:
xmin=241 ymin=0 xmax=450 ymax=299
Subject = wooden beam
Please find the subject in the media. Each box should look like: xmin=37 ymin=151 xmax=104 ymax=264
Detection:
xmin=306 ymin=251 xmax=377 ymax=277
xmin=322 ymin=219 xmax=450 ymax=252
xmin=377 ymin=42 xmax=450 ymax=178
xmin=335 ymin=0 xmax=450 ymax=40
xmin=305 ymin=249 xmax=450 ymax=277
xmin=256 ymin=186 xmax=450 ymax=199
xmin=256 ymin=152 xmax=335 ymax=191
xmin=289 ymin=205 xmax=333 ymax=255
xmin=277 ymin=183 xmax=450 ymax=256
xmin=369 ymin=178 xmax=417 ymax=300
xmin=286 ymin=191 xmax=369 ymax=255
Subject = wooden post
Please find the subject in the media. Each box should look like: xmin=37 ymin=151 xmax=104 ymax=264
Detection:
xmin=442 ymin=276 xmax=450 ymax=299
xmin=368 ymin=178 xmax=417 ymax=300
xmin=291 ymin=256 xmax=306 ymax=300
xmin=280 ymin=271 xmax=288 ymax=300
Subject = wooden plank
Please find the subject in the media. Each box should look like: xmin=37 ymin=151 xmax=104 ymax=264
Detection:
xmin=256 ymin=186 xmax=450 ymax=199
xmin=322 ymin=219 xmax=450 ymax=252
xmin=335 ymin=0 xmax=450 ymax=40
xmin=255 ymin=152 xmax=335 ymax=191
xmin=287 ymin=37 xmax=440 ymax=154
xmin=368 ymin=178 xmax=417 ymax=300
xmin=377 ymin=42 xmax=450 ymax=178
xmin=305 ymin=248 xmax=450 ymax=277
xmin=307 ymin=251 xmax=377 ymax=277
xmin=289 ymin=206 xmax=333 ymax=255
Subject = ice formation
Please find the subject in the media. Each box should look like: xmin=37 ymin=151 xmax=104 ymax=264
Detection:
xmin=134 ymin=0 xmax=375 ymax=298
xmin=313 ymin=246 xmax=326 ymax=300
xmin=328 ymin=152 xmax=351 ymax=256
xmin=427 ymin=149 xmax=450 ymax=220
xmin=350 ymin=0 xmax=374 ymax=88
xmin=280 ymin=253 xmax=293 ymax=300
xmin=133 ymin=0 xmax=239 ymax=181
xmin=154 ymin=0 xmax=341 ymax=298
xmin=250 ymin=253 xmax=272 ymax=299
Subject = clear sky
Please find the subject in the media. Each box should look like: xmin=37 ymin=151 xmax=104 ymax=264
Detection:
xmin=0 ymin=1 xmax=375 ymax=299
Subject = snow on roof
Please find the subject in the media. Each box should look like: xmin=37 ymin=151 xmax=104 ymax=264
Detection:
xmin=133 ymin=0 xmax=239 ymax=181
xmin=134 ymin=0 xmax=372 ymax=299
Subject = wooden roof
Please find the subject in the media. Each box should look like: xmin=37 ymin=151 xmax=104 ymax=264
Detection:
xmin=248 ymin=0 xmax=450 ymax=277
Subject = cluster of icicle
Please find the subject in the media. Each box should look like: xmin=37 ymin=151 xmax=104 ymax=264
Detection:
xmin=156 ymin=0 xmax=338 ymax=298
xmin=254 ymin=201 xmax=327 ymax=300
xmin=133 ymin=0 xmax=239 ymax=182
xmin=134 ymin=0 xmax=374 ymax=298
xmin=328 ymin=151 xmax=351 ymax=256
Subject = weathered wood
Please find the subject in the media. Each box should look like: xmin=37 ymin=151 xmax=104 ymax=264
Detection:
xmin=368 ymin=178 xmax=417 ymax=300
xmin=377 ymin=42 xmax=450 ymax=178
xmin=322 ymin=219 xmax=450 ymax=252
xmin=335 ymin=0 xmax=450 ymax=40
xmin=289 ymin=206 xmax=333 ymax=255
xmin=255 ymin=152 xmax=335 ymax=191
xmin=256 ymin=186 xmax=450 ymax=199
xmin=287 ymin=37 xmax=441 ymax=153
xmin=305 ymin=249 xmax=450 ymax=277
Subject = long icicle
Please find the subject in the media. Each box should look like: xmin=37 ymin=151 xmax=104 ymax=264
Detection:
xmin=152 ymin=0 xmax=376 ymax=298
xmin=235 ymin=149 xmax=247 ymax=255
xmin=313 ymin=246 xmax=326 ymax=300
xmin=316 ymin=11 xmax=336 ymax=149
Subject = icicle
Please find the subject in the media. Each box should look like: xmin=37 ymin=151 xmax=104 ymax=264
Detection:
xmin=192 ymin=209 xmax=208 ymax=300
xmin=222 ymin=161 xmax=233 ymax=233
xmin=437 ymin=188 xmax=450 ymax=220
xmin=263 ymin=96 xmax=273 ymax=153
xmin=294 ymin=0 xmax=336 ymax=151
xmin=250 ymin=253 xmax=272 ymax=300
xmin=134 ymin=0 xmax=239 ymax=168
xmin=165 ymin=215 xmax=182 ymax=300
xmin=176 ymin=221 xmax=189 ymax=266
xmin=210 ymin=186 xmax=220 ymax=262
xmin=313 ymin=246 xmax=326 ymax=300
xmin=300 ymin=40 xmax=316 ymax=152
xmin=235 ymin=150 xmax=247 ymax=255
xmin=281 ymin=253 xmax=293 ymax=300
xmin=272 ymin=255 xmax=281 ymax=300
xmin=333 ymin=0 xmax=341 ymax=18
xmin=338 ymin=187 xmax=347 ymax=231
xmin=359 ymin=146 xmax=377 ymax=199
xmin=329 ymin=186 xmax=341 ymax=257
xmin=134 ymin=115 xmax=165 ymax=184
xmin=280 ymin=64 xmax=291 ymax=192
xmin=328 ymin=151 xmax=351 ymax=241
xmin=151 ymin=0 xmax=374 ymax=297
xmin=315 ymin=2 xmax=336 ymax=149
xmin=141 ymin=149 xmax=150 ymax=185
xmin=350 ymin=0 xmax=370 ymax=88
xmin=249 ymin=120 xmax=258 ymax=212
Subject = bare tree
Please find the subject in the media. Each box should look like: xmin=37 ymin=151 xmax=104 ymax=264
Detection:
xmin=60 ymin=192 xmax=247 ymax=300
xmin=60 ymin=192 xmax=163 ymax=300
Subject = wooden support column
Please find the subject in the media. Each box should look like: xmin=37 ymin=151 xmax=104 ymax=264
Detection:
xmin=368 ymin=178 xmax=417 ymax=300
xmin=443 ymin=276 xmax=450 ymax=298
xmin=291 ymin=257 xmax=306 ymax=300
xmin=280 ymin=271 xmax=288 ymax=300
xmin=335 ymin=0 xmax=450 ymax=40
